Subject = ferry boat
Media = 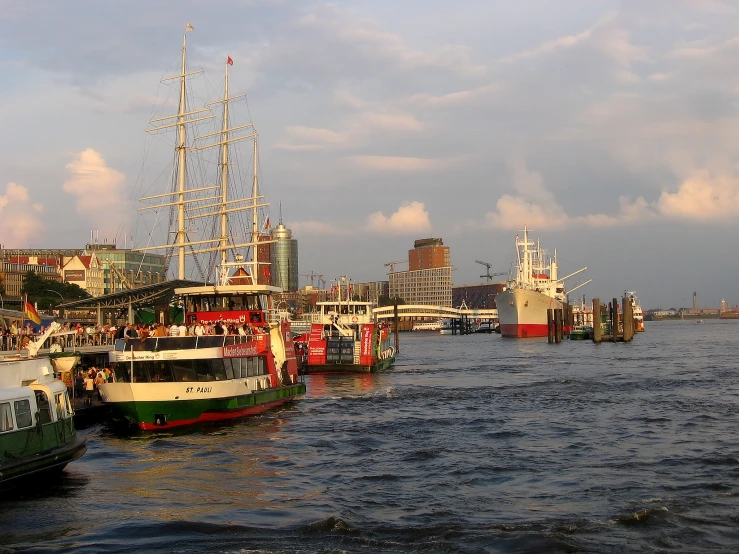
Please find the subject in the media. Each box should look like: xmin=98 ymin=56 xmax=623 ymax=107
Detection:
xmin=0 ymin=321 xmax=86 ymax=489
xmin=412 ymin=320 xmax=442 ymax=332
xmin=98 ymin=27 xmax=305 ymax=430
xmin=298 ymin=278 xmax=395 ymax=374
xmin=496 ymin=226 xmax=589 ymax=338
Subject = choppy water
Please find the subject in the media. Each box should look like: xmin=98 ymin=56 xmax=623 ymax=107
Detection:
xmin=2 ymin=320 xmax=739 ymax=553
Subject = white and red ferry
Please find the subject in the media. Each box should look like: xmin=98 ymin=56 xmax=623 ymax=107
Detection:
xmin=496 ymin=227 xmax=588 ymax=338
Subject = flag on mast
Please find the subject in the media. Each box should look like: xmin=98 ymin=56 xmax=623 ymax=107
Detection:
xmin=227 ymin=56 xmax=233 ymax=65
xmin=186 ymin=22 xmax=194 ymax=31
xmin=24 ymin=298 xmax=41 ymax=325
xmin=265 ymin=217 xmax=270 ymax=230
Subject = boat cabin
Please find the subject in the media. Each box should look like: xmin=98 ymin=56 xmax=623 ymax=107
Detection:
xmin=177 ymin=284 xmax=282 ymax=328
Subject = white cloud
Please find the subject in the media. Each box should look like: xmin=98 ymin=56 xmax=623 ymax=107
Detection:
xmin=62 ymin=148 xmax=126 ymax=237
xmin=351 ymin=155 xmax=464 ymax=172
xmin=484 ymin=158 xmax=656 ymax=230
xmin=658 ymin=171 xmax=739 ymax=220
xmin=366 ymin=201 xmax=432 ymax=234
xmin=0 ymin=182 xmax=45 ymax=247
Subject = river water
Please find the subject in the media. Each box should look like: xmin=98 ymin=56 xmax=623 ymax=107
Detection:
xmin=2 ymin=320 xmax=739 ymax=553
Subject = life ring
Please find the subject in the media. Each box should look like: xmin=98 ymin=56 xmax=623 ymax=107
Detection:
xmin=352 ymin=316 xmax=358 ymax=323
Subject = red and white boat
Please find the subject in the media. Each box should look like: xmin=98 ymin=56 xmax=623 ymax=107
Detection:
xmin=496 ymin=227 xmax=588 ymax=338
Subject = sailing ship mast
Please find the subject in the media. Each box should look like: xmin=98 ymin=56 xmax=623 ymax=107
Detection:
xmin=136 ymin=26 xmax=275 ymax=286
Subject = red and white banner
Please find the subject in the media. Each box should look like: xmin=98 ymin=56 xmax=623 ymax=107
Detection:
xmin=308 ymin=341 xmax=327 ymax=365
xmin=189 ymin=310 xmax=264 ymax=326
xmin=309 ymin=323 xmax=323 ymax=342
xmin=360 ymin=324 xmax=374 ymax=366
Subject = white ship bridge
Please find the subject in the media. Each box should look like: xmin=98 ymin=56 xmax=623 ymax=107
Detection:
xmin=371 ymin=304 xmax=498 ymax=321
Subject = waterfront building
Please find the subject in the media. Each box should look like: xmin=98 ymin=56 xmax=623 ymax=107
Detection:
xmin=389 ymin=238 xmax=452 ymax=307
xmin=257 ymin=234 xmax=273 ymax=286
xmin=61 ymin=253 xmax=105 ymax=297
xmin=85 ymin=243 xmax=166 ymax=294
xmin=452 ymin=283 xmax=505 ymax=310
xmin=353 ymin=281 xmax=389 ymax=304
xmin=1 ymin=259 xmax=62 ymax=302
xmin=0 ymin=244 xmax=167 ymax=296
xmin=270 ymin=219 xmax=299 ymax=292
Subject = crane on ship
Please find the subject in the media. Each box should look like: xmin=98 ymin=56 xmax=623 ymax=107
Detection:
xmin=384 ymin=260 xmax=407 ymax=273
xmin=475 ymin=260 xmax=507 ymax=282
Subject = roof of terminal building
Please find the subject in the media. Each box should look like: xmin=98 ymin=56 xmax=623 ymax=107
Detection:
xmin=58 ymin=279 xmax=203 ymax=310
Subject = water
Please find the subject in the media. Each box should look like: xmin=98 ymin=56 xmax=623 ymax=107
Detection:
xmin=2 ymin=320 xmax=739 ymax=553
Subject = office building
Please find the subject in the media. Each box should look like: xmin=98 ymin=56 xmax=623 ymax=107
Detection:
xmin=270 ymin=219 xmax=299 ymax=292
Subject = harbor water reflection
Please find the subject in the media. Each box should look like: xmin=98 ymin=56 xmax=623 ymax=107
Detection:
xmin=2 ymin=320 xmax=739 ymax=552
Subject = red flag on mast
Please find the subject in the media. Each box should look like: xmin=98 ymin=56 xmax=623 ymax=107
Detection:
xmin=227 ymin=56 xmax=233 ymax=65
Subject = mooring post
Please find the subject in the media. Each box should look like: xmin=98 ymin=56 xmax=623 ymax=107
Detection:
xmin=555 ymin=309 xmax=563 ymax=343
xmin=393 ymin=298 xmax=400 ymax=353
xmin=612 ymin=298 xmax=619 ymax=342
xmin=547 ymin=309 xmax=554 ymax=343
xmin=623 ymin=295 xmax=633 ymax=342
xmin=592 ymin=298 xmax=601 ymax=343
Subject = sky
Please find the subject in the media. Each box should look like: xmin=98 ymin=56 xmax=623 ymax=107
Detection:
xmin=1 ymin=0 xmax=739 ymax=309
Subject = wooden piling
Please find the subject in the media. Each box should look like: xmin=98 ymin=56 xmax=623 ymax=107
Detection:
xmin=555 ymin=308 xmax=563 ymax=343
xmin=393 ymin=298 xmax=400 ymax=353
xmin=592 ymin=298 xmax=601 ymax=343
xmin=547 ymin=309 xmax=554 ymax=343
xmin=623 ymin=295 xmax=633 ymax=342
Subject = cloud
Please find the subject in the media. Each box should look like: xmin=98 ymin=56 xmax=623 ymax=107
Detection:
xmin=351 ymin=155 xmax=464 ymax=172
xmin=484 ymin=158 xmax=656 ymax=230
xmin=359 ymin=111 xmax=424 ymax=131
xmin=366 ymin=201 xmax=432 ymax=234
xmin=297 ymin=5 xmax=488 ymax=78
xmin=658 ymin=171 xmax=739 ymax=220
xmin=0 ymin=182 xmax=45 ymax=246
xmin=62 ymin=148 xmax=126 ymax=237
xmin=274 ymin=125 xmax=349 ymax=151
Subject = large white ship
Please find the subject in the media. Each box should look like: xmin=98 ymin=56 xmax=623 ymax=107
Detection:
xmin=496 ymin=227 xmax=588 ymax=338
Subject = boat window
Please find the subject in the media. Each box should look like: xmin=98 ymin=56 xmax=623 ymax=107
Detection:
xmin=230 ymin=358 xmax=241 ymax=378
xmin=148 ymin=361 xmax=175 ymax=383
xmin=194 ymin=359 xmax=215 ymax=382
xmin=54 ymin=393 xmax=66 ymax=420
xmin=246 ymin=357 xmax=266 ymax=377
xmin=0 ymin=402 xmax=13 ymax=432
xmin=15 ymin=398 xmax=34 ymax=428
xmin=35 ymin=391 xmax=52 ymax=424
xmin=171 ymin=360 xmax=196 ymax=382
xmin=223 ymin=359 xmax=235 ymax=380
xmin=212 ymin=359 xmax=227 ymax=381
xmin=112 ymin=362 xmax=131 ymax=383
xmin=132 ymin=362 xmax=150 ymax=383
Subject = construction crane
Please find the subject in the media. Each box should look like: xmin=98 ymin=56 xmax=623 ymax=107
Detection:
xmin=475 ymin=260 xmax=507 ymax=282
xmin=300 ymin=271 xmax=324 ymax=288
xmin=384 ymin=260 xmax=407 ymax=273
xmin=107 ymin=258 xmax=132 ymax=292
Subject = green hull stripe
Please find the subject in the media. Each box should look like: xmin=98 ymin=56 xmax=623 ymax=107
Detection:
xmin=108 ymin=384 xmax=306 ymax=424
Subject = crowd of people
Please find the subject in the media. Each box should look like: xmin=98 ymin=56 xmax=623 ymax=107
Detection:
xmin=116 ymin=320 xmax=268 ymax=340
xmin=0 ymin=318 xmax=271 ymax=351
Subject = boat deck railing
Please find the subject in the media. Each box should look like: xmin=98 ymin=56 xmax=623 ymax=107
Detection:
xmin=1 ymin=332 xmax=116 ymax=353
xmin=114 ymin=334 xmax=264 ymax=352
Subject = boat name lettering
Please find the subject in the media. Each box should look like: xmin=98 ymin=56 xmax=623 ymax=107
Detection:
xmin=223 ymin=343 xmax=259 ymax=357
xmin=185 ymin=386 xmax=213 ymax=393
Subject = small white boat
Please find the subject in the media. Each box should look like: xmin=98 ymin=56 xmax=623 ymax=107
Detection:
xmin=412 ymin=320 xmax=442 ymax=332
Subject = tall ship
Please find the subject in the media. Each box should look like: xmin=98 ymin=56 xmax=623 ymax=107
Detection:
xmin=0 ymin=320 xmax=87 ymax=489
xmin=496 ymin=227 xmax=588 ymax=338
xmin=297 ymin=278 xmax=396 ymax=374
xmin=98 ymin=26 xmax=305 ymax=430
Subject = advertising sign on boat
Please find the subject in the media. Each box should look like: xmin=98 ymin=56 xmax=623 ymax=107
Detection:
xmin=360 ymin=324 xmax=374 ymax=365
xmin=308 ymin=341 xmax=327 ymax=365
